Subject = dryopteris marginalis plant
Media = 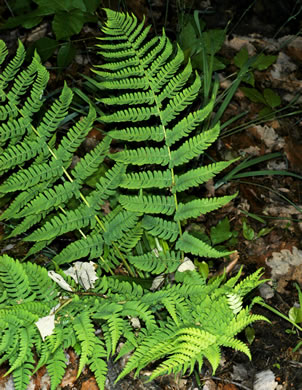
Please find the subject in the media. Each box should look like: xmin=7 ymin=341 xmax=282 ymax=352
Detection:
xmin=0 ymin=9 xmax=269 ymax=390
xmin=0 ymin=8 xmax=236 ymax=272
xmin=0 ymin=254 xmax=268 ymax=389
xmin=95 ymin=8 xmax=238 ymax=268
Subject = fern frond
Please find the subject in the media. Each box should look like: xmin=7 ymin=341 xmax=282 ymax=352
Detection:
xmin=8 ymin=213 xmax=47 ymax=238
xmin=101 ymin=90 xmax=155 ymax=106
xmin=0 ymin=40 xmax=25 ymax=91
xmin=0 ymin=117 xmax=30 ymax=147
xmin=36 ymin=83 xmax=73 ymax=139
xmin=202 ymin=344 xmax=221 ymax=374
xmin=117 ymin=222 xmax=143 ymax=252
xmin=151 ymin=44 xmax=184 ymax=91
xmin=88 ymin=338 xmax=107 ymax=390
xmin=161 ymin=74 xmax=201 ymax=125
xmin=19 ymin=60 xmax=49 ymax=118
xmin=22 ymin=262 xmax=57 ymax=302
xmin=0 ymin=40 xmax=8 ymax=68
xmin=0 ymin=159 xmax=63 ymax=193
xmin=106 ymin=315 xmax=126 ymax=355
xmin=11 ymin=355 xmax=35 ymax=390
xmin=0 ymin=182 xmax=50 ymax=220
xmin=101 ymin=105 xmax=157 ymax=123
xmin=219 ymin=336 xmax=252 ymax=359
xmin=56 ymin=105 xmax=96 ymax=162
xmin=174 ymin=193 xmax=237 ymax=221
xmin=121 ymin=301 xmax=156 ymax=330
xmin=16 ymin=181 xmax=81 ymax=218
xmin=72 ymin=136 xmax=111 ymax=184
xmin=6 ymin=327 xmax=35 ymax=374
xmin=233 ymin=268 xmax=266 ymax=296
xmin=5 ymin=54 xmax=41 ymax=110
xmin=86 ymin=162 xmax=126 ymax=210
xmin=165 ymin=98 xmax=214 ymax=146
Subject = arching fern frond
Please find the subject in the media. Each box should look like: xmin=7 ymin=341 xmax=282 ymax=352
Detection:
xmin=98 ymin=9 xmax=236 ymax=261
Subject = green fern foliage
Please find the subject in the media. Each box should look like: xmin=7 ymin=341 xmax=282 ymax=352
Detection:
xmin=0 ymin=255 xmax=268 ymax=389
xmin=97 ymin=9 xmax=236 ymax=261
xmin=0 ymin=9 xmax=270 ymax=388
xmin=0 ymin=40 xmax=130 ymax=270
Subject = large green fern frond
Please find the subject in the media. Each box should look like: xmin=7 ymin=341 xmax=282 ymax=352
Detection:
xmin=97 ymin=9 xmax=236 ymax=262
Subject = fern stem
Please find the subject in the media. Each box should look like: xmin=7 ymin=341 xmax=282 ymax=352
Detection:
xmin=127 ymin=42 xmax=184 ymax=256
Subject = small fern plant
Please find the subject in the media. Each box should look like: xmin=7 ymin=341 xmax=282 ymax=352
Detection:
xmin=0 ymin=8 xmax=269 ymax=390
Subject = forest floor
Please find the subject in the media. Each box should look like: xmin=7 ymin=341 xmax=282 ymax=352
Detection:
xmin=0 ymin=0 xmax=302 ymax=389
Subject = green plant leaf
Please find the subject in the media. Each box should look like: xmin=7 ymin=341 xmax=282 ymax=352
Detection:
xmin=27 ymin=37 xmax=58 ymax=62
xmin=34 ymin=0 xmax=86 ymax=12
xmin=178 ymin=20 xmax=198 ymax=52
xmin=234 ymin=46 xmax=249 ymax=69
xmin=263 ymin=88 xmax=281 ymax=108
xmin=240 ymin=87 xmax=266 ymax=104
xmin=201 ymin=29 xmax=226 ymax=55
xmin=241 ymin=71 xmax=255 ymax=86
xmin=57 ymin=42 xmax=76 ymax=69
xmin=252 ymin=54 xmax=277 ymax=71
xmin=83 ymin=0 xmax=100 ymax=12
xmin=210 ymin=217 xmax=232 ymax=245
xmin=52 ymin=10 xmax=87 ymax=40
xmin=289 ymin=307 xmax=302 ymax=324
xmin=242 ymin=219 xmax=255 ymax=240
xmin=245 ymin=326 xmax=255 ymax=344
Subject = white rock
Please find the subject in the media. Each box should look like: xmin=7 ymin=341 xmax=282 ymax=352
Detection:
xmin=259 ymin=283 xmax=275 ymax=300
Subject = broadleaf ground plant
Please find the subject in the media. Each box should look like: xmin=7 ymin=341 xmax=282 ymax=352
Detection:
xmin=0 ymin=9 xmax=268 ymax=389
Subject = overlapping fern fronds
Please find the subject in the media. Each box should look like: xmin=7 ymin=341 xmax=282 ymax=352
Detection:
xmin=0 ymin=40 xmax=137 ymax=270
xmin=0 ymin=10 xmax=269 ymax=389
xmin=96 ymin=9 xmax=237 ymax=262
xmin=0 ymin=255 xmax=268 ymax=389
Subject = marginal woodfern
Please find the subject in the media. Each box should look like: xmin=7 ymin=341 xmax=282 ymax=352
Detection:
xmin=95 ymin=8 xmax=238 ymax=270
xmin=0 ymin=9 xmax=269 ymax=390
xmin=0 ymin=254 xmax=268 ymax=389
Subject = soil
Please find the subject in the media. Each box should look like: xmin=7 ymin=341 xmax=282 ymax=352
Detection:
xmin=0 ymin=0 xmax=302 ymax=389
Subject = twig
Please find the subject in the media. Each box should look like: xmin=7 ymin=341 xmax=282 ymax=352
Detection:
xmin=211 ymin=376 xmax=252 ymax=390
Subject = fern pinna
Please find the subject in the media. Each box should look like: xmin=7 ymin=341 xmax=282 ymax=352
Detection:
xmin=95 ymin=9 xmax=238 ymax=271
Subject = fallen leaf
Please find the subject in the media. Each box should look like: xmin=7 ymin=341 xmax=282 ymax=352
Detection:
xmin=48 ymin=271 xmax=73 ymax=292
xmin=64 ymin=261 xmax=98 ymax=290
xmin=35 ymin=314 xmax=55 ymax=341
